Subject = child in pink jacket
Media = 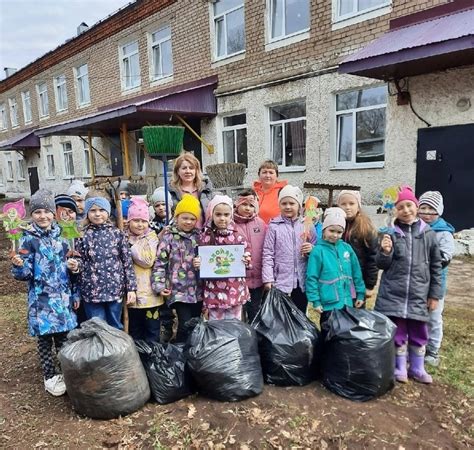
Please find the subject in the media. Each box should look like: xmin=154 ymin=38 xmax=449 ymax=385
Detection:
xmin=234 ymin=189 xmax=267 ymax=322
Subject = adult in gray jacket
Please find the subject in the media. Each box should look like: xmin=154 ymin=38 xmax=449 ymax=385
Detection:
xmin=375 ymin=186 xmax=442 ymax=385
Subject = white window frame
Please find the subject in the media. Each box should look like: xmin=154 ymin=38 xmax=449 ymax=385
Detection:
xmin=0 ymin=103 xmax=8 ymax=130
xmin=119 ymin=40 xmax=141 ymax=91
xmin=221 ymin=112 xmax=248 ymax=166
xmin=21 ymin=91 xmax=32 ymax=124
xmin=333 ymin=85 xmax=387 ymax=170
xmin=212 ymin=0 xmax=246 ymax=61
xmin=332 ymin=0 xmax=391 ymax=29
xmin=36 ymin=82 xmax=49 ymax=118
xmin=268 ymin=100 xmax=307 ymax=172
xmin=17 ymin=153 xmax=26 ymax=180
xmin=82 ymin=139 xmax=92 ymax=177
xmin=54 ymin=74 xmax=68 ymax=112
xmin=5 ymin=152 xmax=14 ymax=180
xmin=74 ymin=64 xmax=90 ymax=106
xmin=148 ymin=26 xmax=174 ymax=82
xmin=267 ymin=0 xmax=310 ymax=46
xmin=8 ymin=97 xmax=19 ymax=128
xmin=62 ymin=142 xmax=75 ymax=178
xmin=43 ymin=144 xmax=56 ymax=179
xmin=0 ymin=166 xmax=4 ymax=186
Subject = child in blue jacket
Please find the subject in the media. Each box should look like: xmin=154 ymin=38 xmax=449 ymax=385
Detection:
xmin=306 ymin=207 xmax=366 ymax=323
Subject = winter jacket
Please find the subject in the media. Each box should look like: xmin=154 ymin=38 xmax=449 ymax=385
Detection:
xmin=375 ymin=220 xmax=442 ymax=322
xmin=76 ymin=223 xmax=137 ymax=303
xmin=168 ymin=177 xmax=214 ymax=227
xmin=199 ymin=225 xmax=250 ymax=309
xmin=152 ymin=226 xmax=201 ymax=305
xmin=11 ymin=223 xmax=78 ymax=337
xmin=128 ymin=229 xmax=164 ymax=309
xmin=430 ymin=217 xmax=455 ymax=295
xmin=150 ymin=215 xmax=166 ymax=235
xmin=342 ymin=221 xmax=379 ymax=290
xmin=262 ymin=215 xmax=316 ymax=294
xmin=306 ymin=239 xmax=366 ymax=311
xmin=253 ymin=179 xmax=288 ymax=224
xmin=233 ymin=212 xmax=267 ymax=289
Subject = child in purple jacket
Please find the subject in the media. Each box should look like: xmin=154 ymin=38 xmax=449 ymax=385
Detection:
xmin=262 ymin=185 xmax=316 ymax=314
xmin=234 ymin=189 xmax=267 ymax=323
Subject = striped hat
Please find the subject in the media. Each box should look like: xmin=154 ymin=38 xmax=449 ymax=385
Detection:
xmin=419 ymin=191 xmax=444 ymax=216
xmin=55 ymin=194 xmax=78 ymax=213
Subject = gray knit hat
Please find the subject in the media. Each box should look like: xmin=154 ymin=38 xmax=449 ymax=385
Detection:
xmin=419 ymin=191 xmax=444 ymax=216
xmin=30 ymin=189 xmax=56 ymax=214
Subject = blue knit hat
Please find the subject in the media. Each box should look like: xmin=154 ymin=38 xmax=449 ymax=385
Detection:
xmin=84 ymin=197 xmax=111 ymax=217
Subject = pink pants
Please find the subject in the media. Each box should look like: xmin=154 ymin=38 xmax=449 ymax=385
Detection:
xmin=208 ymin=305 xmax=242 ymax=321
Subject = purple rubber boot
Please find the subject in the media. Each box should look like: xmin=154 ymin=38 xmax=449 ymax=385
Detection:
xmin=408 ymin=346 xmax=433 ymax=384
xmin=394 ymin=345 xmax=408 ymax=383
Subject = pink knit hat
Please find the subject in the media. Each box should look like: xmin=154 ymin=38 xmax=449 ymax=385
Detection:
xmin=337 ymin=190 xmax=361 ymax=207
xmin=127 ymin=197 xmax=150 ymax=222
xmin=396 ymin=185 xmax=419 ymax=207
xmin=205 ymin=194 xmax=234 ymax=223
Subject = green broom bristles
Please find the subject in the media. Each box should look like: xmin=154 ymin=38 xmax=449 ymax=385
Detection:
xmin=142 ymin=126 xmax=184 ymax=155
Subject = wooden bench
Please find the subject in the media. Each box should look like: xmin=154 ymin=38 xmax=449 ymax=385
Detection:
xmin=303 ymin=182 xmax=361 ymax=207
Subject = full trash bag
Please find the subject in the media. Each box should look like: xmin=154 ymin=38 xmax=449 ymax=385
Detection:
xmin=321 ymin=307 xmax=396 ymax=402
xmin=59 ymin=318 xmax=150 ymax=419
xmin=136 ymin=340 xmax=193 ymax=404
xmin=185 ymin=319 xmax=263 ymax=401
xmin=251 ymin=287 xmax=321 ymax=386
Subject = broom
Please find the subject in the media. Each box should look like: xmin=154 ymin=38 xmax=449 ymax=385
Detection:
xmin=205 ymin=163 xmax=246 ymax=189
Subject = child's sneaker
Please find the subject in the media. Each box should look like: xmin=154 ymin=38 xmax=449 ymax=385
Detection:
xmin=425 ymin=352 xmax=440 ymax=367
xmin=44 ymin=374 xmax=66 ymax=396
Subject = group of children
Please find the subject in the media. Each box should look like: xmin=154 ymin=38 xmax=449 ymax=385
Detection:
xmin=10 ymin=178 xmax=454 ymax=396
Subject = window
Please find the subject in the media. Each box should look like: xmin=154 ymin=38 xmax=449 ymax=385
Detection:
xmin=120 ymin=41 xmax=141 ymax=90
xmin=36 ymin=82 xmax=49 ymax=117
xmin=269 ymin=0 xmax=309 ymax=41
xmin=150 ymin=27 xmax=173 ymax=80
xmin=335 ymin=85 xmax=387 ymax=167
xmin=222 ymin=114 xmax=247 ymax=166
xmin=269 ymin=101 xmax=306 ymax=169
xmin=17 ymin=154 xmax=26 ymax=180
xmin=75 ymin=64 xmax=90 ymax=105
xmin=54 ymin=74 xmax=68 ymax=111
xmin=9 ymin=97 xmax=19 ymax=127
xmin=44 ymin=144 xmax=55 ymax=178
xmin=22 ymin=91 xmax=32 ymax=123
xmin=0 ymin=103 xmax=7 ymax=130
xmin=0 ymin=167 xmax=4 ymax=185
xmin=82 ymin=139 xmax=93 ymax=177
xmin=336 ymin=0 xmax=390 ymax=20
xmin=136 ymin=145 xmax=146 ymax=174
xmin=213 ymin=0 xmax=245 ymax=59
xmin=62 ymin=142 xmax=75 ymax=177
xmin=5 ymin=153 xmax=14 ymax=180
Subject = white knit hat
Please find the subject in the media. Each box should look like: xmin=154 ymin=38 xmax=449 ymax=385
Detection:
xmin=278 ymin=185 xmax=303 ymax=207
xmin=66 ymin=180 xmax=89 ymax=199
xmin=323 ymin=207 xmax=346 ymax=230
xmin=337 ymin=190 xmax=361 ymax=207
xmin=419 ymin=191 xmax=444 ymax=216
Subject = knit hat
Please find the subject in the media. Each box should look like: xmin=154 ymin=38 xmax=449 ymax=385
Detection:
xmin=174 ymin=194 xmax=201 ymax=219
xmin=323 ymin=207 xmax=346 ymax=230
xmin=84 ymin=197 xmax=111 ymax=217
xmin=30 ymin=189 xmax=56 ymax=214
xmin=278 ymin=185 xmax=303 ymax=207
xmin=66 ymin=180 xmax=89 ymax=199
xmin=205 ymin=194 xmax=234 ymax=223
xmin=151 ymin=186 xmax=173 ymax=216
xmin=55 ymin=194 xmax=78 ymax=214
xmin=337 ymin=190 xmax=361 ymax=207
xmin=112 ymin=180 xmax=130 ymax=194
xmin=127 ymin=197 xmax=150 ymax=222
xmin=235 ymin=194 xmax=259 ymax=214
xmin=419 ymin=191 xmax=444 ymax=216
xmin=396 ymin=185 xmax=419 ymax=207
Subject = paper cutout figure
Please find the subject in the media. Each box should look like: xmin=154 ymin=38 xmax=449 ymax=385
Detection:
xmin=302 ymin=196 xmax=323 ymax=242
xmin=1 ymin=199 xmax=28 ymax=254
xmin=379 ymin=185 xmax=400 ymax=234
xmin=57 ymin=206 xmax=81 ymax=253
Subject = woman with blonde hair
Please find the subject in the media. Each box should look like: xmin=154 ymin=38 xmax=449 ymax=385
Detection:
xmin=168 ymin=152 xmax=213 ymax=228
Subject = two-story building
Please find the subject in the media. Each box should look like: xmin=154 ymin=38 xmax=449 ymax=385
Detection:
xmin=0 ymin=0 xmax=472 ymax=228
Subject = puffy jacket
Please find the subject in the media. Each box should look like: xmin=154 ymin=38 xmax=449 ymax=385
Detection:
xmin=253 ymin=179 xmax=288 ymax=224
xmin=12 ymin=223 xmax=78 ymax=336
xmin=430 ymin=217 xmax=455 ymax=295
xmin=375 ymin=220 xmax=442 ymax=322
xmin=233 ymin=213 xmax=267 ymax=289
xmin=342 ymin=221 xmax=379 ymax=290
xmin=76 ymin=223 xmax=137 ymax=303
xmin=262 ymin=215 xmax=316 ymax=294
xmin=152 ymin=226 xmax=201 ymax=305
xmin=306 ymin=239 xmax=366 ymax=310
xmin=128 ymin=229 xmax=164 ymax=309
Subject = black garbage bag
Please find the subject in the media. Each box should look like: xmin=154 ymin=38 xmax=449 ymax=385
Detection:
xmin=251 ymin=287 xmax=321 ymax=386
xmin=59 ymin=318 xmax=150 ymax=419
xmin=321 ymin=307 xmax=396 ymax=402
xmin=136 ymin=340 xmax=193 ymax=404
xmin=185 ymin=319 xmax=263 ymax=401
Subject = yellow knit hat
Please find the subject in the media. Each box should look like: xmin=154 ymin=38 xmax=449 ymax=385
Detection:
xmin=174 ymin=194 xmax=201 ymax=219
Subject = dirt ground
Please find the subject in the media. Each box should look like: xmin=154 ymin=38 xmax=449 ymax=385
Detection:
xmin=0 ymin=216 xmax=472 ymax=449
